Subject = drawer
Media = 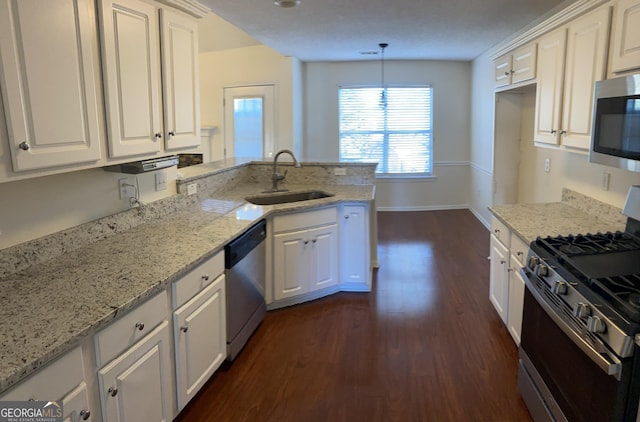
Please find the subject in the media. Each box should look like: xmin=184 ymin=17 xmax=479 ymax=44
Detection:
xmin=510 ymin=233 xmax=529 ymax=267
xmin=490 ymin=216 xmax=510 ymax=247
xmin=95 ymin=291 xmax=168 ymax=367
xmin=272 ymin=206 xmax=337 ymax=233
xmin=172 ymin=250 xmax=224 ymax=309
xmin=1 ymin=346 xmax=84 ymax=401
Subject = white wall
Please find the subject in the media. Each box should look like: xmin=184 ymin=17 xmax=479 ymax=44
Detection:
xmin=303 ymin=60 xmax=471 ymax=211
xmin=198 ymin=12 xmax=260 ymax=53
xmin=199 ymin=45 xmax=301 ymax=160
xmin=469 ymin=51 xmax=495 ymax=227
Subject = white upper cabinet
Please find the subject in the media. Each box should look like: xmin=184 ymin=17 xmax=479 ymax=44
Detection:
xmin=561 ymin=6 xmax=611 ymax=150
xmin=534 ymin=6 xmax=611 ymax=150
xmin=494 ymin=43 xmax=537 ymax=89
xmin=0 ymin=0 xmax=103 ymax=171
xmin=534 ymin=29 xmax=567 ymax=146
xmin=160 ymin=9 xmax=200 ymax=150
xmin=610 ymin=0 xmax=640 ymax=74
xmin=99 ymin=0 xmax=163 ymax=158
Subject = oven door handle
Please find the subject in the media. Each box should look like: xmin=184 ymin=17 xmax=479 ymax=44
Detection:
xmin=522 ymin=269 xmax=623 ymax=381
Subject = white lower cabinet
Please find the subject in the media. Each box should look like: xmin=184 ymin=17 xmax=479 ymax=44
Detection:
xmin=97 ymin=320 xmax=172 ymax=422
xmin=339 ymin=203 xmax=371 ymax=291
xmin=489 ymin=233 xmax=509 ymax=324
xmin=173 ymin=273 xmax=226 ymax=411
xmin=0 ymin=346 xmax=92 ymax=421
xmin=272 ymin=207 xmax=339 ymax=302
xmin=489 ymin=215 xmax=529 ymax=346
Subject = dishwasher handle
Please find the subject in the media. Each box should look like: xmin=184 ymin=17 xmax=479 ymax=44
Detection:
xmin=224 ymin=220 xmax=267 ymax=269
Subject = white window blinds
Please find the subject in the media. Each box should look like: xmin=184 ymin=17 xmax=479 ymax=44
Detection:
xmin=339 ymin=86 xmax=433 ymax=175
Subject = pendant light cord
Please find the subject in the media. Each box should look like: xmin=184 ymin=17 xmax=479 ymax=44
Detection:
xmin=379 ymin=43 xmax=388 ymax=107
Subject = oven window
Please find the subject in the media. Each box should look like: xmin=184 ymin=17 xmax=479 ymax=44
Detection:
xmin=521 ymin=289 xmax=630 ymax=421
xmin=594 ymin=95 xmax=640 ymax=159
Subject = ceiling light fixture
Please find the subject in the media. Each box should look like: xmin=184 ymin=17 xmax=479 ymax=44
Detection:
xmin=274 ymin=0 xmax=300 ymax=7
xmin=379 ymin=43 xmax=388 ymax=107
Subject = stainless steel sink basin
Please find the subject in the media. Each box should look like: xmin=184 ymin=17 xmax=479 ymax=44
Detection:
xmin=245 ymin=190 xmax=334 ymax=205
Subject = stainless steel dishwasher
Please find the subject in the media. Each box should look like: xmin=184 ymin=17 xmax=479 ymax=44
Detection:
xmin=224 ymin=219 xmax=267 ymax=361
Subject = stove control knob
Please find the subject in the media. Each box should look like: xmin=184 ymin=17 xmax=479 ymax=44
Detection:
xmin=553 ymin=281 xmax=568 ymax=295
xmin=528 ymin=256 xmax=540 ymax=270
xmin=535 ymin=264 xmax=549 ymax=277
xmin=574 ymin=302 xmax=591 ymax=319
xmin=587 ymin=315 xmax=606 ymax=334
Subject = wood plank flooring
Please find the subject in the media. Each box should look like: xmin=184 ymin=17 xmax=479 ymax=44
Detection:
xmin=176 ymin=210 xmax=532 ymax=422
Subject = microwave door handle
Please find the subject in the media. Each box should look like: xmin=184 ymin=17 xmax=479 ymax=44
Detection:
xmin=521 ymin=269 xmax=623 ymax=381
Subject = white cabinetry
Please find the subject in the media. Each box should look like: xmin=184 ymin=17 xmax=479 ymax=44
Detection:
xmin=489 ymin=216 xmax=529 ymax=346
xmin=272 ymin=207 xmax=339 ymax=302
xmin=171 ymin=251 xmax=226 ymax=411
xmin=489 ymin=221 xmax=509 ymax=324
xmin=534 ymin=6 xmax=611 ymax=149
xmin=610 ymin=0 xmax=640 ymax=74
xmin=95 ymin=291 xmax=173 ymax=422
xmin=494 ymin=43 xmax=537 ymax=88
xmin=340 ymin=203 xmax=371 ymax=291
xmin=99 ymin=0 xmax=200 ymax=158
xmin=0 ymin=347 xmax=91 ymax=421
xmin=0 ymin=0 xmax=103 ymax=172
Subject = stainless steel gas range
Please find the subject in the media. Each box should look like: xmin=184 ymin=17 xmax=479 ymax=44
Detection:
xmin=518 ymin=187 xmax=640 ymax=421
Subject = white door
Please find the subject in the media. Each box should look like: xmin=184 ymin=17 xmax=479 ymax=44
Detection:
xmin=100 ymin=0 xmax=162 ymax=158
xmin=0 ymin=0 xmax=103 ymax=171
xmin=62 ymin=382 xmax=91 ymax=422
xmin=160 ymin=8 xmax=200 ymax=151
xmin=340 ymin=205 xmax=370 ymax=289
xmin=489 ymin=235 xmax=509 ymax=324
xmin=308 ymin=224 xmax=339 ymax=292
xmin=223 ymin=85 xmax=275 ymax=159
xmin=273 ymin=230 xmax=308 ymax=300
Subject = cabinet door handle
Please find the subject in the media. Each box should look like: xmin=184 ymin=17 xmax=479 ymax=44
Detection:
xmin=560 ymin=130 xmax=567 ymax=135
xmin=493 ymin=228 xmax=500 ymax=234
xmin=344 ymin=215 xmax=350 ymax=219
xmin=312 ymin=239 xmax=317 ymax=243
xmin=180 ymin=325 xmax=189 ymax=333
xmin=517 ymin=251 xmax=524 ymax=256
xmin=500 ymin=259 xmax=506 ymax=265
xmin=135 ymin=322 xmax=145 ymax=331
xmin=304 ymin=240 xmax=309 ymax=245
xmin=18 ymin=141 xmax=30 ymax=151
xmin=168 ymin=131 xmax=176 ymax=137
xmin=80 ymin=409 xmax=91 ymax=420
xmin=550 ymin=129 xmax=557 ymax=134
xmin=108 ymin=387 xmax=118 ymax=397
xmin=154 ymin=132 xmax=162 ymax=140
xmin=504 ymin=71 xmax=510 ymax=76
xmin=202 ymin=274 xmax=209 ymax=281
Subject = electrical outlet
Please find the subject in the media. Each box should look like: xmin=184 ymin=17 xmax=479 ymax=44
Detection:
xmin=602 ymin=172 xmax=610 ymax=191
xmin=119 ymin=178 xmax=135 ymax=200
xmin=544 ymin=158 xmax=551 ymax=173
xmin=187 ymin=183 xmax=197 ymax=196
xmin=334 ymin=167 xmax=347 ymax=176
xmin=155 ymin=171 xmax=167 ymax=191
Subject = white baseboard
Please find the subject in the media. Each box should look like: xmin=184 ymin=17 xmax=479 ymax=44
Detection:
xmin=468 ymin=207 xmax=490 ymax=229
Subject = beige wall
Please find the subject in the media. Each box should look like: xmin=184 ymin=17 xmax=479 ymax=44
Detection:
xmin=303 ymin=60 xmax=472 ymax=211
xmin=199 ymin=45 xmax=300 ymax=160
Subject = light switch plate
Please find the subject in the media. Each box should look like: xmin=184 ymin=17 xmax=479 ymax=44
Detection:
xmin=155 ymin=171 xmax=167 ymax=191
xmin=187 ymin=183 xmax=197 ymax=196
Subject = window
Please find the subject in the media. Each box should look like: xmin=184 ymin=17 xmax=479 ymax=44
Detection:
xmin=339 ymin=86 xmax=433 ymax=175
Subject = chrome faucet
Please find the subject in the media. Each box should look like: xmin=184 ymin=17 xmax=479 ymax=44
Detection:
xmin=270 ymin=149 xmax=300 ymax=192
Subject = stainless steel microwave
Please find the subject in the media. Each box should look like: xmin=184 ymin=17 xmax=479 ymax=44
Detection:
xmin=590 ymin=74 xmax=640 ymax=172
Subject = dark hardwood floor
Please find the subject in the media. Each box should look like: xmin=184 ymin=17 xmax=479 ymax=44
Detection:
xmin=176 ymin=210 xmax=532 ymax=422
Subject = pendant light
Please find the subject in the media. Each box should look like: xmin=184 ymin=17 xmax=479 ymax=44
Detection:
xmin=274 ymin=0 xmax=300 ymax=7
xmin=379 ymin=43 xmax=388 ymax=107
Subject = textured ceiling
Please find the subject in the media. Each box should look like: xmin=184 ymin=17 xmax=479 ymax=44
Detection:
xmin=200 ymin=0 xmax=575 ymax=61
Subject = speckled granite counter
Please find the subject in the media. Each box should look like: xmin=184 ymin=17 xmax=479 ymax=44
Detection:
xmin=489 ymin=189 xmax=627 ymax=244
xmin=0 ymin=161 xmax=375 ymax=394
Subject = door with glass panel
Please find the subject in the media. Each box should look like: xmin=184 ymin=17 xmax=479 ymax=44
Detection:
xmin=223 ymin=85 xmax=275 ymax=159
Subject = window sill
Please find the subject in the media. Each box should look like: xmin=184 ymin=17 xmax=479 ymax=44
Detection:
xmin=375 ymin=174 xmax=437 ymax=182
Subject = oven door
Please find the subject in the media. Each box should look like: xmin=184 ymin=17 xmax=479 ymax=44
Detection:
xmin=519 ymin=272 xmax=633 ymax=421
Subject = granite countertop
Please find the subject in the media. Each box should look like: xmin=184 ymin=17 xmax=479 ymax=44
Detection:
xmin=489 ymin=201 xmax=626 ymax=244
xmin=0 ymin=182 xmax=374 ymax=394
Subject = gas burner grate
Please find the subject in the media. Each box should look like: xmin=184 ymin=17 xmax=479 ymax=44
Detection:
xmin=592 ymin=273 xmax=640 ymax=322
xmin=539 ymin=232 xmax=640 ymax=257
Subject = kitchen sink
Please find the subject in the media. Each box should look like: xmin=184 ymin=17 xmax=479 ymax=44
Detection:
xmin=245 ymin=190 xmax=334 ymax=205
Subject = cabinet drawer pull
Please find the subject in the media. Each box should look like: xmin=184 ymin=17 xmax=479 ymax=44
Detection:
xmin=517 ymin=251 xmax=524 ymax=256
xmin=108 ymin=387 xmax=118 ymax=397
xmin=344 ymin=215 xmax=350 ymax=219
xmin=180 ymin=325 xmax=189 ymax=333
xmin=18 ymin=141 xmax=30 ymax=151
xmin=80 ymin=409 xmax=91 ymax=420
xmin=135 ymin=322 xmax=145 ymax=331
xmin=312 ymin=239 xmax=317 ymax=243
